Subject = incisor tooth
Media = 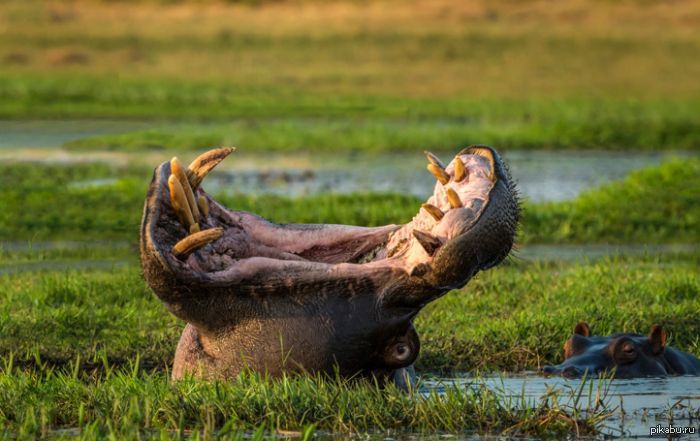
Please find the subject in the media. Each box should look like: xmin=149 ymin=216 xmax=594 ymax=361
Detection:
xmin=453 ymin=157 xmax=467 ymax=182
xmin=168 ymin=174 xmax=195 ymax=230
xmin=172 ymin=227 xmax=224 ymax=258
xmin=446 ymin=188 xmax=462 ymax=208
xmin=186 ymin=147 xmax=236 ymax=189
xmin=424 ymin=151 xmax=445 ymax=169
xmin=427 ymin=164 xmax=450 ymax=185
xmin=421 ymin=203 xmax=444 ymax=221
xmin=171 ymin=157 xmax=200 ymax=223
xmin=198 ymin=195 xmax=209 ymax=218
xmin=412 ymin=230 xmax=442 ymax=256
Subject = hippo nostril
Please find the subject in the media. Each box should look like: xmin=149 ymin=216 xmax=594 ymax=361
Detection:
xmin=562 ymin=366 xmax=580 ymax=378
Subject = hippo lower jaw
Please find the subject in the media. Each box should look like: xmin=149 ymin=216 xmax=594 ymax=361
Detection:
xmin=140 ymin=146 xmax=519 ymax=382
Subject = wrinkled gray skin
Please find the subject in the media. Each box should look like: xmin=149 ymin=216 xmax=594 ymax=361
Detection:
xmin=543 ymin=322 xmax=700 ymax=378
xmin=140 ymin=145 xmax=519 ymax=387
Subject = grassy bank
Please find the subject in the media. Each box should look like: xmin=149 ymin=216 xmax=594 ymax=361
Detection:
xmin=57 ymin=101 xmax=700 ymax=152
xmin=1 ymin=158 xmax=698 ymax=244
xmin=0 ymin=365 xmax=607 ymax=439
xmin=2 ymin=252 xmax=698 ymax=373
xmin=2 ymin=0 xmax=700 ymax=150
xmin=2 ymin=252 xmax=690 ymax=438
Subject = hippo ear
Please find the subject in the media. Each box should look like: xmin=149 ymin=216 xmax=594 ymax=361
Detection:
xmin=574 ymin=321 xmax=590 ymax=337
xmin=648 ymin=325 xmax=667 ymax=355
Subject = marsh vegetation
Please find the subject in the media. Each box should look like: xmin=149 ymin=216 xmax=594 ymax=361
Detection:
xmin=1 ymin=0 xmax=699 ymax=438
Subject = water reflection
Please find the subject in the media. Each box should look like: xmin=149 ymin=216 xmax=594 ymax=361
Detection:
xmin=424 ymin=374 xmax=700 ymax=440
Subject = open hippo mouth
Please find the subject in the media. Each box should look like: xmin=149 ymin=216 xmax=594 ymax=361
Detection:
xmin=140 ymin=146 xmax=519 ymax=383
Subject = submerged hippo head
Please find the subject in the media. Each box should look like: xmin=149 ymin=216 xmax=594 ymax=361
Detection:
xmin=140 ymin=146 xmax=519 ymax=383
xmin=543 ymin=322 xmax=700 ymax=379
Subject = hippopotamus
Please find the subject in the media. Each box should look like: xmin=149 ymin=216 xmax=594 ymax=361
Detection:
xmin=543 ymin=322 xmax=700 ymax=378
xmin=139 ymin=146 xmax=519 ymax=386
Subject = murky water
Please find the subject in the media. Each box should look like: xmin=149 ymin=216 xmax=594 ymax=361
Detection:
xmin=422 ymin=375 xmax=700 ymax=440
xmin=1 ymin=120 xmax=694 ymax=202
xmin=516 ymin=244 xmax=699 ymax=261
xmin=190 ymin=149 xmax=689 ymax=202
xmin=0 ymin=120 xmax=150 ymax=149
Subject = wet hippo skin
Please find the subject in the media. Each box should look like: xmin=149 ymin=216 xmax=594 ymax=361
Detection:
xmin=543 ymin=322 xmax=700 ymax=378
xmin=140 ymin=146 xmax=520 ymax=387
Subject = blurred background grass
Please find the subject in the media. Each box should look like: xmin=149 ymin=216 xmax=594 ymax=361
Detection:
xmin=2 ymin=0 xmax=700 ymax=150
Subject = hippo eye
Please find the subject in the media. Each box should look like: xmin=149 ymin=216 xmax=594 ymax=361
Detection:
xmin=613 ymin=340 xmax=638 ymax=364
xmin=392 ymin=343 xmax=411 ymax=361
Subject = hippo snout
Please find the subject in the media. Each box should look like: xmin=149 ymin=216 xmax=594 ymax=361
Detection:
xmin=542 ymin=365 xmax=556 ymax=375
xmin=542 ymin=365 xmax=584 ymax=378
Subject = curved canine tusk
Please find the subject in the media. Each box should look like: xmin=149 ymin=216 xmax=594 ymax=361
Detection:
xmin=171 ymin=157 xmax=200 ymax=223
xmin=424 ymin=150 xmax=446 ymax=169
xmin=421 ymin=203 xmax=444 ymax=221
xmin=446 ymin=188 xmax=462 ymax=208
xmin=412 ymin=230 xmax=442 ymax=256
xmin=168 ymin=174 xmax=195 ymax=230
xmin=198 ymin=195 xmax=209 ymax=218
xmin=453 ymin=157 xmax=467 ymax=182
xmin=460 ymin=146 xmax=495 ymax=182
xmin=186 ymin=147 xmax=236 ymax=189
xmin=427 ymin=164 xmax=450 ymax=185
xmin=172 ymin=227 xmax=224 ymax=258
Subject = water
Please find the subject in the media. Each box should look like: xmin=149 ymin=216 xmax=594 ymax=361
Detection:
xmin=0 ymin=120 xmax=149 ymax=149
xmin=423 ymin=374 xmax=700 ymax=440
xmin=516 ymin=243 xmax=699 ymax=261
xmin=156 ymin=149 xmax=686 ymax=202
xmin=1 ymin=120 xmax=693 ymax=202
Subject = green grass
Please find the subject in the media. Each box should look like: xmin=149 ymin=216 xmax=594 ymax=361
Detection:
xmin=2 ymin=0 xmax=700 ymax=150
xmin=0 ymin=251 xmax=690 ymax=438
xmin=1 ymin=160 xmax=696 ymax=440
xmin=0 ymin=364 xmax=608 ymax=439
xmin=57 ymin=99 xmax=700 ymax=152
xmin=419 ymin=252 xmax=700 ymax=372
xmin=1 ymin=253 xmax=698 ymax=373
xmin=1 ymin=158 xmax=698 ymax=244
xmin=520 ymin=157 xmax=700 ymax=244
xmin=4 ymin=253 xmax=680 ymax=438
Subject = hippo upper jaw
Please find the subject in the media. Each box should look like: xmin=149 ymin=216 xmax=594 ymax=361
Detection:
xmin=140 ymin=146 xmax=519 ymax=380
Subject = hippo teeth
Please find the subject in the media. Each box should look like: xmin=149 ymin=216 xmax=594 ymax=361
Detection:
xmin=171 ymin=157 xmax=200 ymax=223
xmin=453 ymin=157 xmax=467 ymax=182
xmin=186 ymin=147 xmax=236 ymax=189
xmin=446 ymin=188 xmax=462 ymax=208
xmin=173 ymin=227 xmax=224 ymax=258
xmin=424 ymin=150 xmax=446 ymax=169
xmin=168 ymin=148 xmax=236 ymax=257
xmin=168 ymin=174 xmax=196 ymax=232
xmin=161 ymin=146 xmax=500 ymax=277
xmin=421 ymin=203 xmax=444 ymax=221
xmin=426 ymin=163 xmax=450 ymax=185
xmin=197 ymin=195 xmax=209 ymax=218
xmin=412 ymin=230 xmax=442 ymax=256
